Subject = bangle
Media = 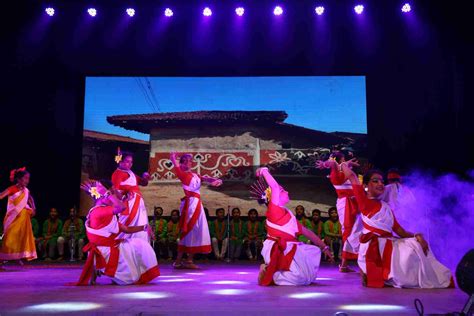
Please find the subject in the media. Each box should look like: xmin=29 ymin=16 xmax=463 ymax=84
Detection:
xmin=321 ymin=245 xmax=329 ymax=252
xmin=143 ymin=224 xmax=148 ymax=232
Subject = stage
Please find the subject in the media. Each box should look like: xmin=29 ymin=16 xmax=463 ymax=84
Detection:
xmin=0 ymin=261 xmax=466 ymax=315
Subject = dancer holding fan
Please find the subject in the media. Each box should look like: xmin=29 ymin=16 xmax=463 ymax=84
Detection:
xmin=251 ymin=167 xmax=334 ymax=286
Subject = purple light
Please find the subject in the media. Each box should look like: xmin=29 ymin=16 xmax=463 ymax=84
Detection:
xmin=235 ymin=7 xmax=245 ymax=16
xmin=45 ymin=7 xmax=55 ymax=16
xmin=315 ymin=6 xmax=325 ymax=15
xmin=203 ymin=7 xmax=212 ymax=17
xmin=164 ymin=8 xmax=174 ymax=17
xmin=273 ymin=6 xmax=283 ymax=16
xmin=126 ymin=8 xmax=135 ymax=17
xmin=87 ymin=8 xmax=97 ymax=17
xmin=354 ymin=5 xmax=364 ymax=14
xmin=401 ymin=3 xmax=412 ymax=13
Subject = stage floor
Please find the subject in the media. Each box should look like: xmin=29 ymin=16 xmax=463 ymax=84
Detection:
xmin=0 ymin=261 xmax=467 ymax=315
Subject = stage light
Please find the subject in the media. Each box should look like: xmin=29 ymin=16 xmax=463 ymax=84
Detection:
xmin=45 ymin=7 xmax=55 ymax=16
xmin=87 ymin=8 xmax=97 ymax=17
xmin=354 ymin=5 xmax=364 ymax=14
xmin=208 ymin=289 xmax=251 ymax=295
xmin=401 ymin=3 xmax=412 ymax=13
xmin=22 ymin=302 xmax=102 ymax=312
xmin=164 ymin=8 xmax=174 ymax=17
xmin=340 ymin=304 xmax=406 ymax=311
xmin=235 ymin=7 xmax=245 ymax=16
xmin=237 ymin=272 xmax=250 ymax=275
xmin=288 ymin=292 xmax=329 ymax=299
xmin=158 ymin=278 xmax=194 ymax=283
xmin=273 ymin=6 xmax=283 ymax=16
xmin=186 ymin=272 xmax=205 ymax=275
xmin=114 ymin=292 xmax=171 ymax=299
xmin=126 ymin=8 xmax=135 ymax=17
xmin=159 ymin=275 xmax=181 ymax=278
xmin=315 ymin=6 xmax=325 ymax=15
xmin=203 ymin=7 xmax=212 ymax=17
xmin=316 ymin=277 xmax=334 ymax=281
xmin=207 ymin=280 xmax=249 ymax=285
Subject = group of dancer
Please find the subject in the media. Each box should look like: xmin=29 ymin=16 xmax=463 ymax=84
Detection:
xmin=0 ymin=149 xmax=453 ymax=289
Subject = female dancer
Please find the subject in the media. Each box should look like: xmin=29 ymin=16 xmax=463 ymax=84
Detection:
xmin=0 ymin=167 xmax=37 ymax=265
xmin=341 ymin=163 xmax=452 ymax=288
xmin=111 ymin=148 xmax=150 ymax=241
xmin=316 ymin=152 xmax=362 ymax=272
xmin=76 ymin=180 xmax=159 ymax=285
xmin=252 ymin=167 xmax=334 ymax=286
xmin=170 ymin=152 xmax=222 ymax=269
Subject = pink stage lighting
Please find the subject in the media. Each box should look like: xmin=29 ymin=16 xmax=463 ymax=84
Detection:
xmin=315 ymin=6 xmax=325 ymax=15
xmin=87 ymin=8 xmax=97 ymax=17
xmin=203 ymin=7 xmax=212 ymax=17
xmin=45 ymin=7 xmax=55 ymax=16
xmin=235 ymin=7 xmax=245 ymax=16
xmin=354 ymin=5 xmax=364 ymax=14
xmin=273 ymin=6 xmax=283 ymax=16
xmin=164 ymin=8 xmax=174 ymax=17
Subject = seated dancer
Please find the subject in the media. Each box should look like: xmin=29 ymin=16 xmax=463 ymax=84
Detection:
xmin=251 ymin=167 xmax=334 ymax=286
xmin=316 ymin=152 xmax=362 ymax=272
xmin=111 ymin=148 xmax=150 ymax=241
xmin=209 ymin=208 xmax=228 ymax=260
xmin=341 ymin=163 xmax=453 ymax=288
xmin=167 ymin=210 xmax=180 ymax=260
xmin=169 ymin=152 xmax=223 ymax=269
xmin=75 ymin=180 xmax=159 ymax=285
xmin=243 ymin=209 xmax=265 ymax=261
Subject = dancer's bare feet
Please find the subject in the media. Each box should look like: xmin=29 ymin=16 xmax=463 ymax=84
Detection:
xmin=258 ymin=264 xmax=267 ymax=285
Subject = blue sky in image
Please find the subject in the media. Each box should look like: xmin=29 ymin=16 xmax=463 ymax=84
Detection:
xmin=84 ymin=76 xmax=366 ymax=141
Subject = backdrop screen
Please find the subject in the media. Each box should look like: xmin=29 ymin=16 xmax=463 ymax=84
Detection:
xmin=81 ymin=76 xmax=367 ymax=216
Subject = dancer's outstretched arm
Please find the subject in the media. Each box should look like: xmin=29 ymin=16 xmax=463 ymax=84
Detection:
xmin=169 ymin=152 xmax=179 ymax=168
xmin=256 ymin=167 xmax=280 ymax=205
xmin=301 ymin=226 xmax=335 ymax=262
xmin=0 ymin=188 xmax=9 ymax=200
xmin=202 ymin=175 xmax=223 ymax=187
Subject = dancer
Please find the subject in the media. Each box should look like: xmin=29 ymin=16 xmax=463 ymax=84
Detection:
xmin=169 ymin=152 xmax=222 ymax=269
xmin=341 ymin=163 xmax=453 ymax=288
xmin=316 ymin=152 xmax=362 ymax=272
xmin=0 ymin=167 xmax=37 ymax=264
xmin=111 ymin=148 xmax=150 ymax=241
xmin=75 ymin=180 xmax=159 ymax=285
xmin=251 ymin=167 xmax=334 ymax=286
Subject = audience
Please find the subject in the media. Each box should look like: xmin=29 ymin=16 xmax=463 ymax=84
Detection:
xmin=151 ymin=206 xmax=168 ymax=260
xmin=167 ymin=209 xmax=180 ymax=260
xmin=57 ymin=207 xmax=85 ymax=260
xmin=41 ymin=208 xmax=63 ymax=261
xmin=294 ymin=205 xmax=311 ymax=244
xmin=209 ymin=208 xmax=228 ymax=260
xmin=243 ymin=209 xmax=265 ymax=261
xmin=323 ymin=207 xmax=342 ymax=262
xmin=307 ymin=209 xmax=324 ymax=240
xmin=229 ymin=207 xmax=244 ymax=260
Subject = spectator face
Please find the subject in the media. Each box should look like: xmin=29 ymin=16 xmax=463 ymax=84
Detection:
xmin=232 ymin=208 xmax=241 ymax=220
xmin=216 ymin=209 xmax=225 ymax=220
xmin=312 ymin=212 xmax=320 ymax=222
xmin=329 ymin=209 xmax=338 ymax=221
xmin=171 ymin=211 xmax=179 ymax=222
xmin=295 ymin=205 xmax=305 ymax=217
xmin=50 ymin=208 xmax=59 ymax=219
xmin=69 ymin=208 xmax=76 ymax=218
xmin=154 ymin=207 xmax=163 ymax=218
xmin=248 ymin=210 xmax=258 ymax=221
xmin=119 ymin=155 xmax=133 ymax=171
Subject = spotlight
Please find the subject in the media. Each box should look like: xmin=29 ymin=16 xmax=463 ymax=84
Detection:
xmin=235 ymin=7 xmax=245 ymax=16
xmin=340 ymin=304 xmax=405 ymax=311
xmin=164 ymin=8 xmax=174 ymax=17
xmin=354 ymin=5 xmax=364 ymax=14
xmin=87 ymin=8 xmax=97 ymax=17
xmin=401 ymin=3 xmax=412 ymax=13
xmin=315 ymin=6 xmax=325 ymax=15
xmin=203 ymin=7 xmax=212 ymax=17
xmin=45 ymin=7 xmax=55 ymax=16
xmin=273 ymin=6 xmax=283 ymax=16
xmin=126 ymin=8 xmax=135 ymax=17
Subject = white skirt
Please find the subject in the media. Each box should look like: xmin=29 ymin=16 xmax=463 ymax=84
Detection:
xmin=261 ymin=240 xmax=321 ymax=286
